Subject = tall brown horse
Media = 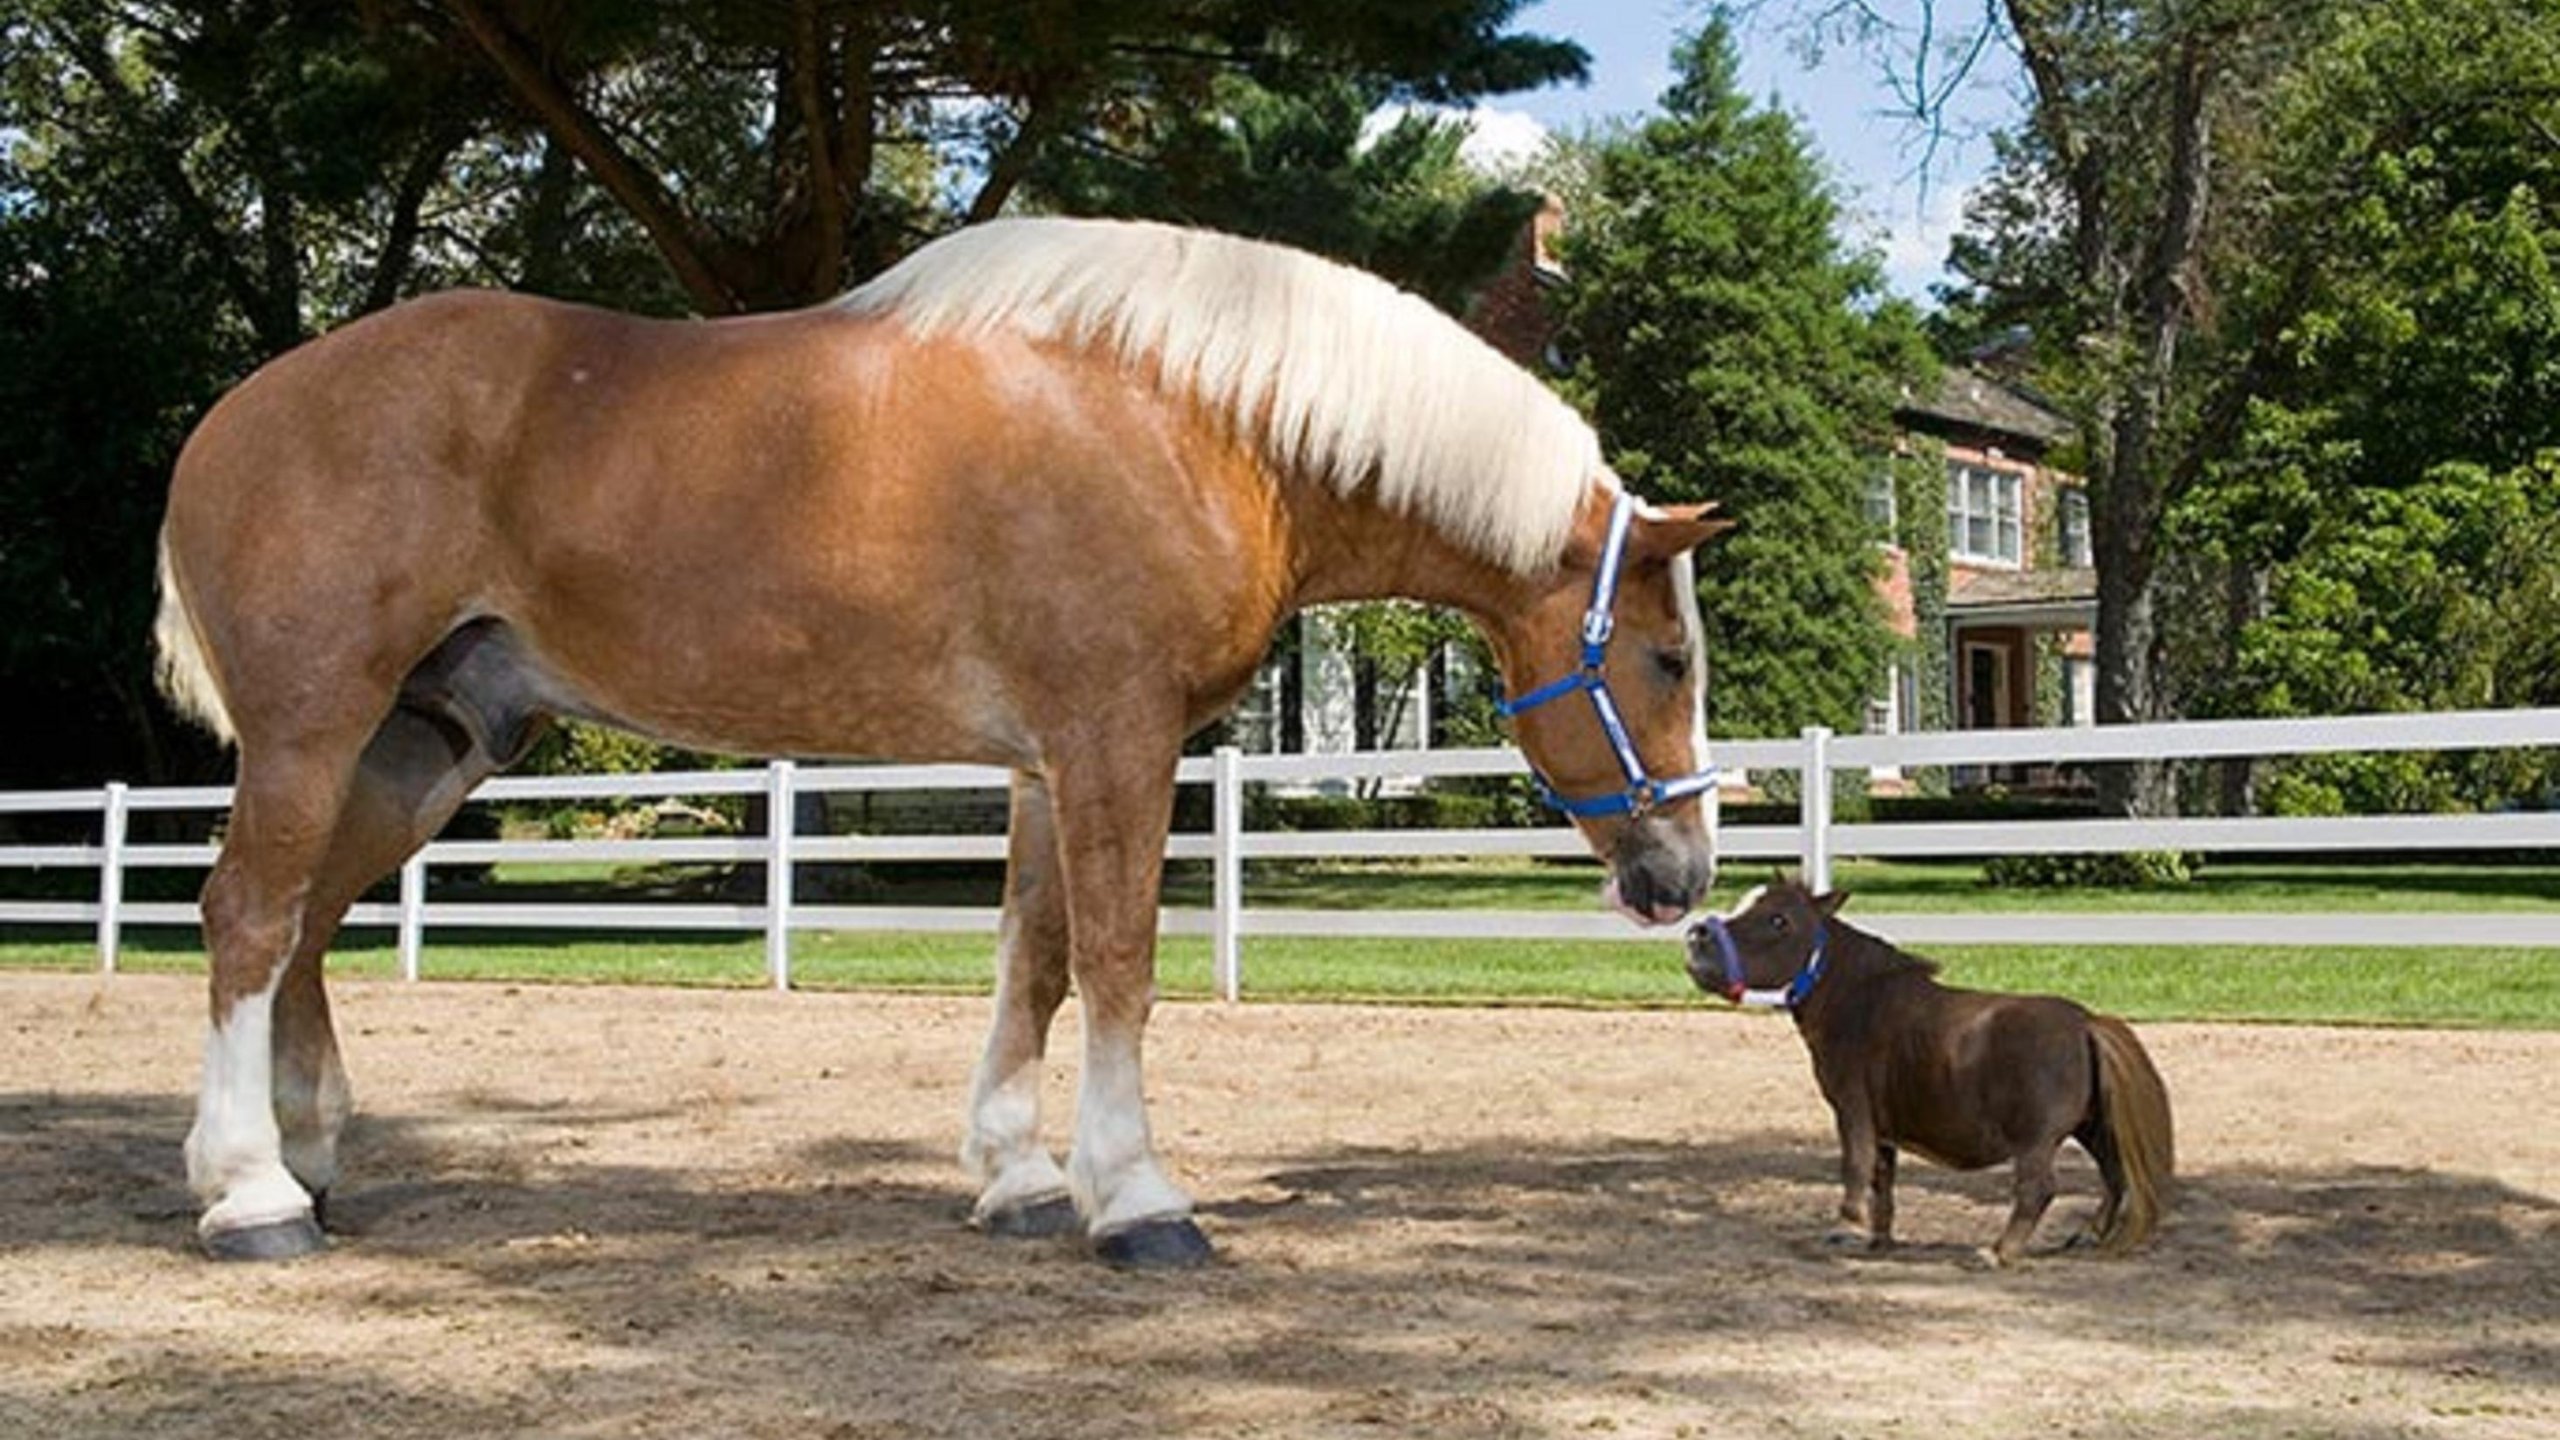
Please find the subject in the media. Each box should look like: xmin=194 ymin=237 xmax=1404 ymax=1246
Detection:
xmin=155 ymin=217 xmax=1729 ymax=1266
xmin=1688 ymin=880 xmax=2174 ymax=1266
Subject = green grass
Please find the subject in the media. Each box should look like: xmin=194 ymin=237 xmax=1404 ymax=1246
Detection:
xmin=9 ymin=858 xmax=2559 ymax=1028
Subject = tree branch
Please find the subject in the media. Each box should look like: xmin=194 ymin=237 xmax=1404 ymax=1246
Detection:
xmin=438 ymin=0 xmax=742 ymax=313
xmin=50 ymin=18 xmax=284 ymax=348
xmin=965 ymin=90 xmax=1071 ymax=224
xmin=790 ymin=0 xmax=845 ymax=291
xmin=365 ymin=126 xmax=467 ymax=314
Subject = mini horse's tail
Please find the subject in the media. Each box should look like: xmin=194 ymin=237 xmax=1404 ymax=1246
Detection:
xmin=153 ymin=529 xmax=237 ymax=745
xmin=2088 ymin=1015 xmax=2175 ymax=1254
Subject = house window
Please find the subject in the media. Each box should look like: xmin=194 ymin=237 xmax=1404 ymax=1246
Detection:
xmin=2058 ymin=487 xmax=2092 ymax=568
xmin=1946 ymin=462 xmax=2023 ymax=565
xmin=1863 ymin=466 xmax=1898 ymax=538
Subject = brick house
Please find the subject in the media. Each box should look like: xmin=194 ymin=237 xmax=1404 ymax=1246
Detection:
xmin=1869 ymin=366 xmax=2095 ymax=789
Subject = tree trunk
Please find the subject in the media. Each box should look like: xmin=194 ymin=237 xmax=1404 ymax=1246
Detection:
xmin=2092 ymin=35 xmax=2216 ymax=819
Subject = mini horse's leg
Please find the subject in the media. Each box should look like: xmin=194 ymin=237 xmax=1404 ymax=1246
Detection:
xmin=270 ymin=704 xmax=509 ymax=1214
xmin=1986 ymin=1138 xmax=2063 ymax=1267
xmin=1827 ymin=1109 xmax=1886 ymax=1250
xmin=1048 ymin=742 xmax=1208 ymax=1268
xmin=186 ymin=725 xmax=378 ymax=1260
xmin=960 ymin=772 xmax=1077 ymax=1236
xmin=2071 ymin=1115 xmax=2126 ymax=1248
xmin=1870 ymin=1142 xmax=1899 ymax=1249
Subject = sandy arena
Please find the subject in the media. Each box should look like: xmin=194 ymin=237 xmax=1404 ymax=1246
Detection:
xmin=4 ymin=972 xmax=2556 ymax=1438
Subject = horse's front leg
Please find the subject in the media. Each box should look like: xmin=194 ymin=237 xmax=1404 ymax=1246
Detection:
xmin=1869 ymin=1141 xmax=1899 ymax=1249
xmin=960 ymin=773 xmax=1077 ymax=1236
xmin=1048 ymin=742 xmax=1210 ymax=1268
xmin=1825 ymin=1107 xmax=1887 ymax=1252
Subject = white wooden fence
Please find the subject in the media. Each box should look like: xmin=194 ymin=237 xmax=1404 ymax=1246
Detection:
xmin=3 ymin=707 xmax=2556 ymax=999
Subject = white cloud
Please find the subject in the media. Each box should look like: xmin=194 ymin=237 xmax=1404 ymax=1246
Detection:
xmin=1362 ymin=103 xmax=1556 ymax=177
xmin=1859 ymin=178 xmax=1974 ymax=302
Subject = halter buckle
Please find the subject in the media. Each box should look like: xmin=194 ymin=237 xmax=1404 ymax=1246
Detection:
xmin=1580 ymin=609 xmax=1615 ymax=650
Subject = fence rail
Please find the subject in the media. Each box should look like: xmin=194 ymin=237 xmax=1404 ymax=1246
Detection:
xmin=4 ymin=708 xmax=2557 ymax=997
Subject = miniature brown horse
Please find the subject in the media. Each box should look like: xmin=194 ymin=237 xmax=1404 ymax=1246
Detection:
xmin=155 ymin=217 xmax=1730 ymax=1266
xmin=1687 ymin=881 xmax=2173 ymax=1265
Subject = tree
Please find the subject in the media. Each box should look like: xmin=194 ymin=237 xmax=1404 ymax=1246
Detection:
xmin=2173 ymin=0 xmax=2560 ymax=811
xmin=425 ymin=0 xmax=1587 ymax=310
xmin=0 ymin=0 xmax=510 ymax=787
xmin=1548 ymin=18 xmax=1934 ymax=739
xmin=1027 ymin=69 xmax=1544 ymax=311
xmin=1782 ymin=1 xmax=2345 ymax=811
xmin=1835 ymin=0 xmax=2560 ymax=813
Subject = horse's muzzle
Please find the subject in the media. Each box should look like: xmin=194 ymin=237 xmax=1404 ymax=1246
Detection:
xmin=1684 ymin=921 xmax=1744 ymax=1002
xmin=1608 ymin=816 xmax=1713 ymax=926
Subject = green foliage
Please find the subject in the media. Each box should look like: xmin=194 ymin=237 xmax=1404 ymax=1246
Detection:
xmin=1981 ymin=852 xmax=2197 ymax=890
xmin=1028 ymin=70 xmax=1542 ymax=313
xmin=1547 ymin=17 xmax=1932 ymax=740
xmin=1890 ymin=437 xmax=1952 ymax=794
xmin=2168 ymin=0 xmax=2560 ymax=811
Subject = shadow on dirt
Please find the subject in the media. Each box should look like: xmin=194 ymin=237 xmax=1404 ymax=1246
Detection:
xmin=8 ymin=1086 xmax=2555 ymax=1438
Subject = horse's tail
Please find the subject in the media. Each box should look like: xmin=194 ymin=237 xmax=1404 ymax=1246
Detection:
xmin=2088 ymin=1014 xmax=2175 ymax=1254
xmin=153 ymin=529 xmax=236 ymax=746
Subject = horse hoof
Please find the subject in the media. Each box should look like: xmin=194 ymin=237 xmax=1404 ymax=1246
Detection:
xmin=202 ymin=1212 xmax=327 ymax=1262
xmin=977 ymin=1195 xmax=1079 ymax=1239
xmin=1822 ymin=1227 xmax=1877 ymax=1253
xmin=1093 ymin=1217 xmax=1214 ymax=1270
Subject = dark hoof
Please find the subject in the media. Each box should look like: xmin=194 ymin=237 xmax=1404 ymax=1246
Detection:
xmin=977 ymin=1195 xmax=1079 ymax=1239
xmin=1093 ymin=1217 xmax=1214 ymax=1270
xmin=202 ymin=1212 xmax=326 ymax=1262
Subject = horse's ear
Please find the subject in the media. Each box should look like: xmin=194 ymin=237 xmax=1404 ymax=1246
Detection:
xmin=1633 ymin=501 xmax=1735 ymax=560
xmin=1816 ymin=889 xmax=1850 ymax=917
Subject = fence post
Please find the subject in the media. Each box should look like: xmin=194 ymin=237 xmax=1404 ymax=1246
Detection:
xmin=765 ymin=759 xmax=796 ymax=992
xmin=398 ymin=852 xmax=427 ymax=982
xmin=96 ymin=782 xmax=129 ymax=974
xmin=1799 ymin=726 xmax=1833 ymax=894
xmin=1212 ymin=744 xmax=1243 ymax=1004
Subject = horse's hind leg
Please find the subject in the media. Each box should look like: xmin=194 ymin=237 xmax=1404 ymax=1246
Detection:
xmin=2071 ymin=1114 xmax=2126 ymax=1249
xmin=960 ymin=772 xmax=1077 ymax=1236
xmin=191 ymin=623 xmax=544 ymax=1258
xmin=186 ymin=723 xmax=382 ymax=1259
xmin=1985 ymin=1138 xmax=2063 ymax=1268
xmin=270 ymin=692 xmax=525 ymax=1215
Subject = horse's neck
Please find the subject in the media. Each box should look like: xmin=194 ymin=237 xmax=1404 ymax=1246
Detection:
xmin=1795 ymin=924 xmax=1931 ymax=1030
xmin=1279 ymin=481 xmax=1541 ymax=621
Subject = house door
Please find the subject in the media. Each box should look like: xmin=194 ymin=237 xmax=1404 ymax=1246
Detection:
xmin=1962 ymin=640 xmax=2011 ymax=730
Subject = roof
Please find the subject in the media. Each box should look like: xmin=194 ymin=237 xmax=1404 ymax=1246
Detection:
xmin=1950 ymin=567 xmax=2096 ymax=607
xmin=1947 ymin=566 xmax=2096 ymax=630
xmin=1899 ymin=367 xmax=2074 ymax=449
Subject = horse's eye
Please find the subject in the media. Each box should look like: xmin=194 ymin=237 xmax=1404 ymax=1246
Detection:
xmin=1653 ymin=647 xmax=1691 ymax=683
xmin=1769 ymin=914 xmax=1790 ymax=934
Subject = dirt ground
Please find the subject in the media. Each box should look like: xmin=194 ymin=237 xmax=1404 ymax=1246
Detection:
xmin=4 ymin=974 xmax=2556 ymax=1440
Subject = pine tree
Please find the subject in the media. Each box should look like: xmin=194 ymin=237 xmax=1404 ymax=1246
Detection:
xmin=1552 ymin=18 xmax=1931 ymax=739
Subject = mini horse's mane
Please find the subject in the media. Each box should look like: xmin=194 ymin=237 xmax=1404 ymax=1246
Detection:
xmin=839 ymin=217 xmax=1610 ymax=574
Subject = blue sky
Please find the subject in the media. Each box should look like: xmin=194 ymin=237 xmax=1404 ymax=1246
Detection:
xmin=1463 ymin=1 xmax=2025 ymax=303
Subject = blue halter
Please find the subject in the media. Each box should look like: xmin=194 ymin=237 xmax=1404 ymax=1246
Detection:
xmin=1496 ymin=493 xmax=1719 ymax=819
xmin=1701 ymin=913 xmax=1829 ymax=1010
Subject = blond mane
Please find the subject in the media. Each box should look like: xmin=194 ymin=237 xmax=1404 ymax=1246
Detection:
xmin=839 ymin=217 xmax=1609 ymax=573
